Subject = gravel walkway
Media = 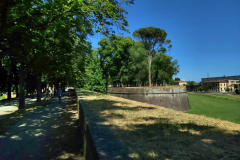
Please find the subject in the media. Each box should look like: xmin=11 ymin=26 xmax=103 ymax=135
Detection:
xmin=0 ymin=92 xmax=83 ymax=160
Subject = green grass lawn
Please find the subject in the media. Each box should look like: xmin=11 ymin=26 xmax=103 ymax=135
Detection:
xmin=0 ymin=96 xmax=6 ymax=100
xmin=187 ymin=93 xmax=240 ymax=124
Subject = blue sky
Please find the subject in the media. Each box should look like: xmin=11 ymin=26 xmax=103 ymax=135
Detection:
xmin=89 ymin=0 xmax=240 ymax=82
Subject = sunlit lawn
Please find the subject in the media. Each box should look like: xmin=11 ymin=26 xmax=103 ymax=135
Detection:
xmin=0 ymin=96 xmax=5 ymax=100
xmin=78 ymin=89 xmax=240 ymax=160
xmin=187 ymin=93 xmax=240 ymax=124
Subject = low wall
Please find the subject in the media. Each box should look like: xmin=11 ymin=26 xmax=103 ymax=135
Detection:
xmin=107 ymin=86 xmax=190 ymax=112
xmin=76 ymin=90 xmax=132 ymax=160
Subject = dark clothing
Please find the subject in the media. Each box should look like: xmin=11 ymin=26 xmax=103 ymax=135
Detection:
xmin=58 ymin=96 xmax=61 ymax=102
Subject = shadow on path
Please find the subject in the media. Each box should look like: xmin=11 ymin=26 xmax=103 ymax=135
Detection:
xmin=0 ymin=92 xmax=83 ymax=160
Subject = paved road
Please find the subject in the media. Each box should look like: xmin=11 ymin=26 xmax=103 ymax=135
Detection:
xmin=0 ymin=93 xmax=82 ymax=160
xmin=0 ymin=96 xmax=44 ymax=116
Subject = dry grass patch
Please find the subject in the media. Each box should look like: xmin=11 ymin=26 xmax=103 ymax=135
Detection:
xmin=79 ymin=90 xmax=240 ymax=160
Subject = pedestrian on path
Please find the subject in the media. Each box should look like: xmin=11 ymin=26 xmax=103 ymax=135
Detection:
xmin=57 ymin=88 xmax=62 ymax=103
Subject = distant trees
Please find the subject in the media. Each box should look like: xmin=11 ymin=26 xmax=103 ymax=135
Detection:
xmin=198 ymin=82 xmax=203 ymax=91
xmin=204 ymin=83 xmax=212 ymax=91
xmin=175 ymin=78 xmax=181 ymax=81
xmin=128 ymin=42 xmax=148 ymax=86
xmin=152 ymin=53 xmax=179 ymax=86
xmin=97 ymin=36 xmax=135 ymax=89
xmin=189 ymin=81 xmax=195 ymax=89
xmin=133 ymin=27 xmax=172 ymax=87
xmin=86 ymin=34 xmax=179 ymax=89
xmin=84 ymin=50 xmax=106 ymax=92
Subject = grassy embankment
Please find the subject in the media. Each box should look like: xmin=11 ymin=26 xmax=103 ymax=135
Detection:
xmin=78 ymin=89 xmax=240 ymax=160
xmin=187 ymin=93 xmax=240 ymax=124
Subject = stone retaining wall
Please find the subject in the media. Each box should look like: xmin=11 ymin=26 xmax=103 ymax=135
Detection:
xmin=107 ymin=86 xmax=190 ymax=112
xmin=76 ymin=90 xmax=132 ymax=160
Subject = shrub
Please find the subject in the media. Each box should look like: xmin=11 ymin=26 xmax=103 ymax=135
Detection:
xmin=225 ymin=87 xmax=230 ymax=92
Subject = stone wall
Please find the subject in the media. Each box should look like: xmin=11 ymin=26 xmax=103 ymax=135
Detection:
xmin=107 ymin=86 xmax=190 ymax=112
xmin=76 ymin=90 xmax=132 ymax=160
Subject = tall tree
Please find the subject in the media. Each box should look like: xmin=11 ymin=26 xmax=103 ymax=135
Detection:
xmin=133 ymin=27 xmax=171 ymax=87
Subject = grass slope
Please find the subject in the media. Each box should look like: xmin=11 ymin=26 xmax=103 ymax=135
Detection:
xmin=187 ymin=93 xmax=240 ymax=124
xmin=78 ymin=89 xmax=240 ymax=160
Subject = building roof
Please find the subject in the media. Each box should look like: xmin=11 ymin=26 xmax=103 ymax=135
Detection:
xmin=175 ymin=81 xmax=186 ymax=82
xmin=227 ymin=85 xmax=233 ymax=87
xmin=203 ymin=80 xmax=228 ymax=83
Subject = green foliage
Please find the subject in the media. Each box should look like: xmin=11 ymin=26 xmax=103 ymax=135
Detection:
xmin=169 ymin=79 xmax=175 ymax=85
xmin=234 ymin=84 xmax=238 ymax=89
xmin=98 ymin=35 xmax=135 ymax=87
xmin=225 ymin=87 xmax=230 ymax=92
xmin=128 ymin=42 xmax=148 ymax=86
xmin=203 ymin=83 xmax=212 ymax=91
xmin=151 ymin=53 xmax=179 ymax=85
xmin=133 ymin=27 xmax=172 ymax=86
xmin=189 ymin=81 xmax=196 ymax=88
xmin=133 ymin=27 xmax=169 ymax=51
xmin=84 ymin=50 xmax=106 ymax=92
xmin=175 ymin=78 xmax=180 ymax=81
xmin=0 ymin=0 xmax=135 ymax=105
xmin=198 ymin=86 xmax=203 ymax=91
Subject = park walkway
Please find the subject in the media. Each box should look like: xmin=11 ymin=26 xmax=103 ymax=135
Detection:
xmin=0 ymin=92 xmax=83 ymax=160
xmin=0 ymin=95 xmax=44 ymax=117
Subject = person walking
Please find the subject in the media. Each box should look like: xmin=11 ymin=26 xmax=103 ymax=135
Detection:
xmin=57 ymin=88 xmax=62 ymax=103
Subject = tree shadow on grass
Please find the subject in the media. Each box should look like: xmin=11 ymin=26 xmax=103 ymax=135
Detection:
xmin=0 ymin=92 xmax=83 ymax=160
xmin=114 ymin=121 xmax=240 ymax=160
xmin=77 ymin=90 xmax=240 ymax=160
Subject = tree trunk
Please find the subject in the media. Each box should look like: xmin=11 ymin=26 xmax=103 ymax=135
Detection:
xmin=19 ymin=63 xmax=25 ymax=109
xmin=15 ymin=84 xmax=19 ymax=98
xmin=7 ymin=74 xmax=12 ymax=99
xmin=36 ymin=74 xmax=42 ymax=102
xmin=148 ymin=54 xmax=152 ymax=87
xmin=120 ymin=77 xmax=124 ymax=88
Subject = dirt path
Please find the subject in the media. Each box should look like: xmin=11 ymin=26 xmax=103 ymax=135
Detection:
xmin=0 ymin=92 xmax=83 ymax=160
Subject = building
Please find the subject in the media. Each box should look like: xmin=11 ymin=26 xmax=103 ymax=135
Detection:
xmin=202 ymin=75 xmax=240 ymax=83
xmin=202 ymin=79 xmax=239 ymax=92
xmin=174 ymin=81 xmax=187 ymax=86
